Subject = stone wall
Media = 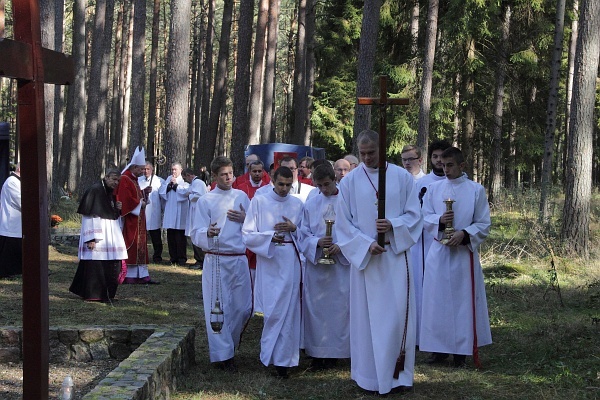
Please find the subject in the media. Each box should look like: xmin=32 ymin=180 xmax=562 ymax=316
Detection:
xmin=0 ymin=325 xmax=196 ymax=400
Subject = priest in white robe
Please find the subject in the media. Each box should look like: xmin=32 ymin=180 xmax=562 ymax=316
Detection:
xmin=335 ymin=130 xmax=422 ymax=395
xmin=191 ymin=156 xmax=252 ymax=371
xmin=139 ymin=162 xmax=165 ymax=262
xmin=159 ymin=163 xmax=190 ymax=265
xmin=420 ymin=147 xmax=492 ymax=367
xmin=298 ymin=164 xmax=350 ymax=370
xmin=242 ymin=166 xmax=304 ymax=378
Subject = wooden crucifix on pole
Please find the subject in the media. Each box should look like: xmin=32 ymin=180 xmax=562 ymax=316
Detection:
xmin=0 ymin=0 xmax=73 ymax=398
xmin=357 ymin=75 xmax=409 ymax=247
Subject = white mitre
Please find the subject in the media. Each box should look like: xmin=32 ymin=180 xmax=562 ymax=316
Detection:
xmin=122 ymin=146 xmax=146 ymax=174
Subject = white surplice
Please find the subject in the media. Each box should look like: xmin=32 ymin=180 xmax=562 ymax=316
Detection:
xmin=159 ymin=175 xmax=190 ymax=230
xmin=78 ymin=216 xmax=128 ymax=261
xmin=138 ymin=174 xmax=165 ymax=231
xmin=298 ymin=191 xmax=350 ymax=359
xmin=335 ymin=163 xmax=422 ymax=394
xmin=410 ymin=171 xmax=446 ymax=345
xmin=419 ymin=174 xmax=492 ymax=355
xmin=242 ymin=189 xmax=304 ymax=367
xmin=191 ymin=187 xmax=252 ymax=362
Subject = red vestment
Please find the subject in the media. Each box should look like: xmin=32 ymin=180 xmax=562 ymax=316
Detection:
xmin=115 ymin=171 xmax=149 ymax=266
xmin=232 ymin=170 xmax=270 ymax=189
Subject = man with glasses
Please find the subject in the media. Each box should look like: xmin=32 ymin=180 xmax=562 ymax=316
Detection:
xmin=278 ymin=156 xmax=315 ymax=203
xmin=298 ymin=156 xmax=314 ymax=184
xmin=401 ymin=145 xmax=426 ymax=180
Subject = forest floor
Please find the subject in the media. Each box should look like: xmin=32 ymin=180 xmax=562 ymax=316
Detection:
xmin=1 ymin=190 xmax=600 ymax=399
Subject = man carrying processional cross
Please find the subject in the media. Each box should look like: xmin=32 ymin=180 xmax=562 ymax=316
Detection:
xmin=335 ymin=130 xmax=422 ymax=395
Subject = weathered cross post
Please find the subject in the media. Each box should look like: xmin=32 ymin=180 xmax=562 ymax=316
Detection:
xmin=357 ymin=75 xmax=409 ymax=246
xmin=0 ymin=0 xmax=73 ymax=398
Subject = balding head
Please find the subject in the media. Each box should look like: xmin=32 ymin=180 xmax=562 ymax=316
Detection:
xmin=334 ymin=159 xmax=351 ymax=182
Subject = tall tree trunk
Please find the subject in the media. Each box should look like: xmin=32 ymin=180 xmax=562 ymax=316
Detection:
xmin=198 ymin=0 xmax=214 ymax=167
xmin=462 ymin=36 xmax=476 ymax=179
xmin=130 ymin=0 xmax=147 ymax=147
xmin=564 ymin=0 xmax=579 ymax=185
xmin=121 ymin=10 xmax=134 ymax=155
xmin=489 ymin=2 xmax=511 ymax=205
xmin=261 ymin=0 xmax=280 ymax=143
xmin=410 ymin=0 xmax=419 ymax=76
xmin=353 ymin=0 xmax=382 ymax=151
xmin=80 ymin=0 xmax=115 ymax=195
xmin=40 ymin=0 xmax=55 ymax=202
xmin=109 ymin=3 xmax=124 ymax=166
xmin=304 ymin=0 xmax=316 ymax=145
xmin=560 ymin=0 xmax=599 ymax=257
xmin=416 ymin=0 xmax=439 ymax=168
xmin=147 ymin=0 xmax=161 ymax=159
xmin=164 ymin=0 xmax=192 ymax=166
xmin=204 ymin=0 xmax=233 ymax=166
xmin=539 ymin=0 xmax=566 ymax=223
xmin=50 ymin=0 xmax=65 ymax=204
xmin=193 ymin=0 xmax=207 ymax=171
xmin=291 ymin=0 xmax=307 ymax=145
xmin=187 ymin=8 xmax=199 ymax=168
xmin=66 ymin=0 xmax=86 ymax=192
xmin=248 ymin=0 xmax=269 ymax=145
xmin=231 ymin=0 xmax=254 ymax=175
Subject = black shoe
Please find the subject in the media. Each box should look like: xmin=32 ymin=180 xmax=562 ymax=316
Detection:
xmin=222 ymin=357 xmax=238 ymax=373
xmin=147 ymin=280 xmax=161 ymax=285
xmin=453 ymin=354 xmax=467 ymax=368
xmin=153 ymin=257 xmax=163 ymax=263
xmin=389 ymin=385 xmax=412 ymax=395
xmin=323 ymin=358 xmax=338 ymax=369
xmin=309 ymin=357 xmax=325 ymax=371
xmin=275 ymin=366 xmax=288 ymax=379
xmin=426 ymin=352 xmax=449 ymax=365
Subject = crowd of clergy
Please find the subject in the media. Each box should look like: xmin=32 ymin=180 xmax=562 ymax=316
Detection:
xmin=0 ymin=129 xmax=492 ymax=396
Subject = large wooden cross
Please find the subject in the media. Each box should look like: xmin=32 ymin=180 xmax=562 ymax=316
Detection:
xmin=0 ymin=1 xmax=73 ymax=398
xmin=357 ymin=76 xmax=409 ymax=246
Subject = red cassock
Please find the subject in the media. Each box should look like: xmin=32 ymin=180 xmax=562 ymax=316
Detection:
xmin=115 ymin=170 xmax=149 ymax=265
xmin=232 ymin=170 xmax=270 ymax=189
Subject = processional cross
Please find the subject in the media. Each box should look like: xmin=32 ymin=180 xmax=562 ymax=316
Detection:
xmin=0 ymin=1 xmax=73 ymax=398
xmin=357 ymin=76 xmax=408 ymax=247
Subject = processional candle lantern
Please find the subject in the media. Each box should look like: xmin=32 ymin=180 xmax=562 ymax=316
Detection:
xmin=318 ymin=204 xmax=336 ymax=265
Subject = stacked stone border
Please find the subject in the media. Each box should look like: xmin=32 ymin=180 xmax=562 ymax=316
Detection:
xmin=0 ymin=325 xmax=196 ymax=400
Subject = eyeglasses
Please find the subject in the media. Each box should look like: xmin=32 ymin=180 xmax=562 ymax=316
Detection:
xmin=299 ymin=165 xmax=309 ymax=169
xmin=401 ymin=157 xmax=419 ymax=163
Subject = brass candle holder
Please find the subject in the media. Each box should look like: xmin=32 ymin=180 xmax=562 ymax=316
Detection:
xmin=318 ymin=204 xmax=336 ymax=265
xmin=439 ymin=198 xmax=455 ymax=245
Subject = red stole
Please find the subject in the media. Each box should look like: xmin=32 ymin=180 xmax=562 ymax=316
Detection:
xmin=115 ymin=170 xmax=148 ymax=265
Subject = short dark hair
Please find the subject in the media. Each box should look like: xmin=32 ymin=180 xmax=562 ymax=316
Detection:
xmin=299 ymin=156 xmax=314 ymax=168
xmin=104 ymin=168 xmax=121 ymax=178
xmin=311 ymin=158 xmax=329 ymax=170
xmin=428 ymin=139 xmax=452 ymax=160
xmin=357 ymin=129 xmax=379 ymax=146
xmin=274 ymin=166 xmax=293 ymax=180
xmin=279 ymin=156 xmax=298 ymax=168
xmin=441 ymin=147 xmax=464 ymax=164
xmin=210 ymin=156 xmax=233 ymax=175
xmin=248 ymin=160 xmax=264 ymax=169
xmin=312 ymin=164 xmax=335 ymax=182
xmin=182 ymin=168 xmax=195 ymax=176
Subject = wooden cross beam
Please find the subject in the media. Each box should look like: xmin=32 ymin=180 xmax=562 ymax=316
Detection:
xmin=357 ymin=75 xmax=409 ymax=246
xmin=0 ymin=1 xmax=73 ymax=398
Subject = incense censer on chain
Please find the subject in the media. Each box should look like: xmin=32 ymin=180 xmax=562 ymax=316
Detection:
xmin=318 ymin=204 xmax=336 ymax=265
xmin=210 ymin=233 xmax=224 ymax=334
